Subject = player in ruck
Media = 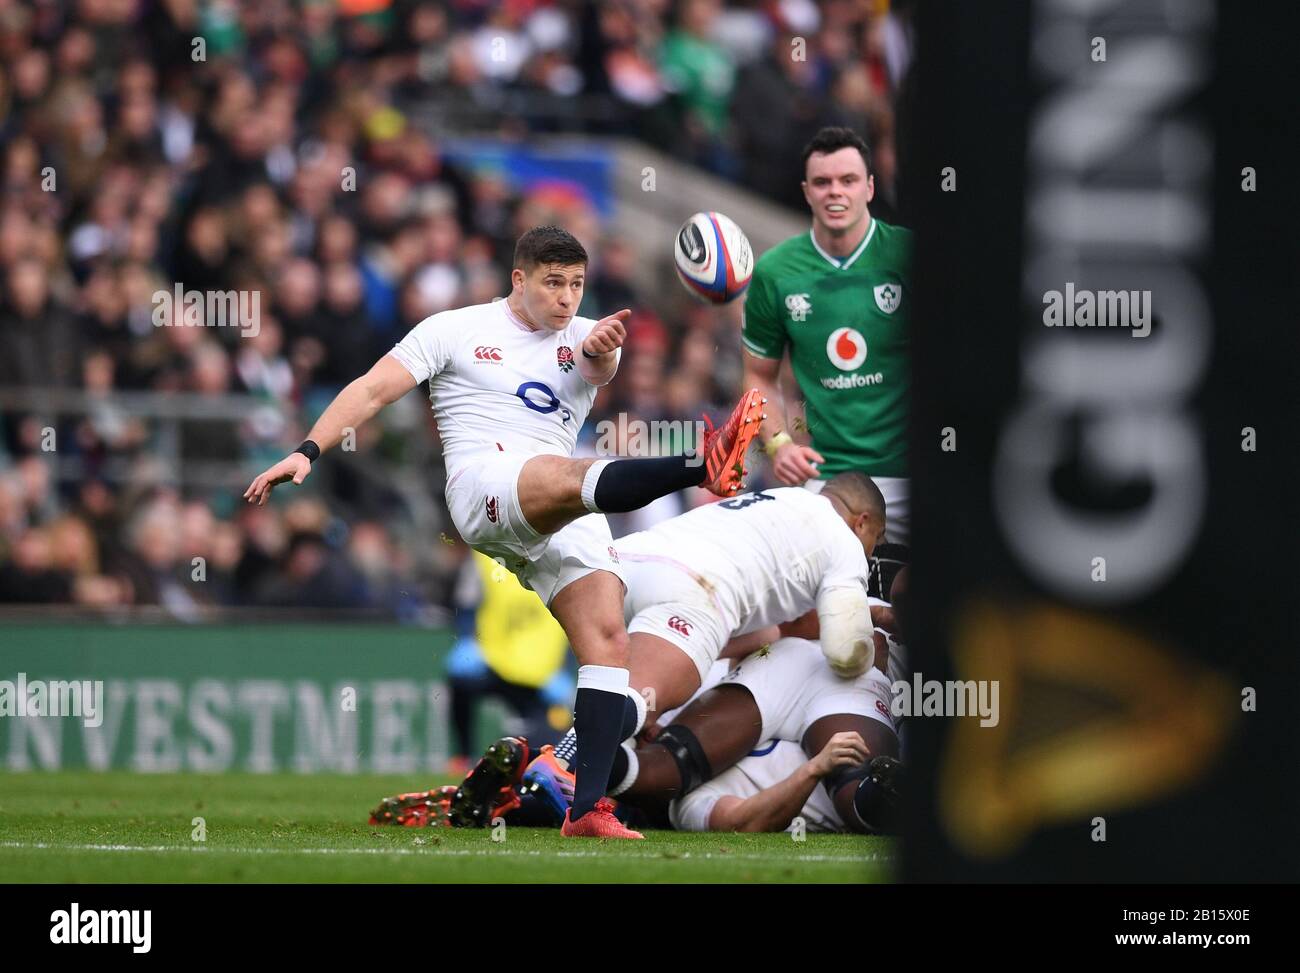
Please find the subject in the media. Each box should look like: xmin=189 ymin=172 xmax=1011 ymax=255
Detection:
xmin=513 ymin=472 xmax=886 ymax=798
xmin=245 ymin=226 xmax=765 ymax=839
xmin=433 ymin=471 xmax=887 ymax=825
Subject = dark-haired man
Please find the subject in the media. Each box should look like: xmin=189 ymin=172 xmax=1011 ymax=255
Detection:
xmin=742 ymin=127 xmax=912 ymax=544
xmin=245 ymin=225 xmax=765 ymax=839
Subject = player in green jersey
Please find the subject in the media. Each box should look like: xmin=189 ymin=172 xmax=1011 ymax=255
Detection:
xmin=741 ymin=127 xmax=912 ymax=544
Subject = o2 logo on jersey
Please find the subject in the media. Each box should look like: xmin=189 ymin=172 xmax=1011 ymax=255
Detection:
xmin=826 ymin=328 xmax=867 ymax=371
xmin=515 ymin=381 xmax=571 ymax=422
xmin=719 ymin=490 xmax=775 ymax=511
xmin=667 ymin=616 xmax=692 ymax=637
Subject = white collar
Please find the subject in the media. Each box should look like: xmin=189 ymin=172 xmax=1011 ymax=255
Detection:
xmin=809 ymin=217 xmax=876 ymax=270
xmin=502 ymin=297 xmax=541 ymax=333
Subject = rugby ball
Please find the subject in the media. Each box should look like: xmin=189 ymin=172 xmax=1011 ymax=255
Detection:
xmin=673 ymin=211 xmax=754 ymax=304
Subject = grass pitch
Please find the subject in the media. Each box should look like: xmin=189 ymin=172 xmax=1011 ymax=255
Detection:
xmin=0 ymin=772 xmax=893 ymax=883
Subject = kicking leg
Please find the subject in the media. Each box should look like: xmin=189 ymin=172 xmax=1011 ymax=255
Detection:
xmin=516 ymin=389 xmax=766 ymax=534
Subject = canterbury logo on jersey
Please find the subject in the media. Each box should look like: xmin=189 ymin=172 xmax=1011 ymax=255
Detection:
xmin=667 ymin=616 xmax=692 ymax=637
xmin=607 ymin=546 xmax=620 ymax=564
xmin=485 ymin=496 xmax=500 ymax=523
xmin=785 ymin=293 xmax=812 ymax=322
xmin=474 ymin=346 xmax=503 ymax=362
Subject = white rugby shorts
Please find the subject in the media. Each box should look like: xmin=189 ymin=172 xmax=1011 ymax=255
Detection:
xmin=719 ymin=636 xmax=897 ymax=743
xmin=445 ymin=448 xmax=626 ymax=605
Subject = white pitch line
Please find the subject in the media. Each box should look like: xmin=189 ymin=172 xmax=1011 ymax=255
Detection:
xmin=0 ymin=841 xmax=891 ymax=865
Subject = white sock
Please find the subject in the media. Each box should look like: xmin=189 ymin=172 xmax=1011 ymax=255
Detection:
xmin=575 ymin=662 xmax=629 ymax=693
xmin=580 ymin=460 xmax=613 ymax=513
xmin=609 ymin=741 xmax=640 ymax=796
xmin=626 ymin=686 xmax=648 ymax=738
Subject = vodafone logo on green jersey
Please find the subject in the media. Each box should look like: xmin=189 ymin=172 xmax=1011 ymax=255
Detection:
xmin=822 ymin=327 xmax=883 ymax=388
xmin=826 ymin=327 xmax=868 ymax=370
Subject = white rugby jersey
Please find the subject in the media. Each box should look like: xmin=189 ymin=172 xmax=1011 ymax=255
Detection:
xmin=670 ymin=740 xmax=844 ymax=833
xmin=617 ymin=487 xmax=869 ymax=636
xmin=388 ymin=299 xmax=617 ymax=473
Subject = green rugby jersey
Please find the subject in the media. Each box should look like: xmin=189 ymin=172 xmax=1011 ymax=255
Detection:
xmin=741 ymin=218 xmax=911 ymax=480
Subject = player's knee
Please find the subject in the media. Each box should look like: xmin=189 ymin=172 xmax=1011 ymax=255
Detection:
xmin=653 ymin=723 xmax=714 ymax=796
xmin=576 ymin=622 xmax=628 ymax=667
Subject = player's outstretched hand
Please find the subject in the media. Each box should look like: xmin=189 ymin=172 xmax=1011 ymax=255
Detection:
xmin=808 ymin=731 xmax=871 ymax=778
xmin=771 ymin=441 xmax=825 ymax=486
xmin=243 ymin=453 xmax=312 ymax=506
xmin=583 ymin=308 xmax=631 ymax=357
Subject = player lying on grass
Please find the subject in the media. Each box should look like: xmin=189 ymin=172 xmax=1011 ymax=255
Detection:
xmin=374 ymin=628 xmax=904 ymax=835
xmin=668 ymin=735 xmax=899 ymax=834
xmin=246 ymin=225 xmax=766 ymax=839
xmin=370 ymin=729 xmax=897 ymax=835
xmin=513 ymin=470 xmax=887 ymax=811
xmin=627 ymin=633 xmax=902 ymax=834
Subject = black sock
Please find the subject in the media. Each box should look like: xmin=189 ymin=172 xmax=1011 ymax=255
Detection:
xmin=592 ymin=456 xmax=705 ymax=513
xmin=571 ymin=680 xmax=629 ymax=819
xmin=620 ymin=692 xmax=641 ymax=739
xmin=554 ymin=692 xmax=640 ymax=773
xmin=608 ymin=745 xmax=629 ymax=791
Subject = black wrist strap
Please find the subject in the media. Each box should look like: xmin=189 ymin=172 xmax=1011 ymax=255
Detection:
xmin=294 ymin=440 xmax=321 ymax=463
xmin=582 ymin=347 xmax=602 ymax=360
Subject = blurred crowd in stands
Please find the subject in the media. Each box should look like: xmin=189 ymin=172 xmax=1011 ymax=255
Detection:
xmin=0 ymin=0 xmax=913 ymax=616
